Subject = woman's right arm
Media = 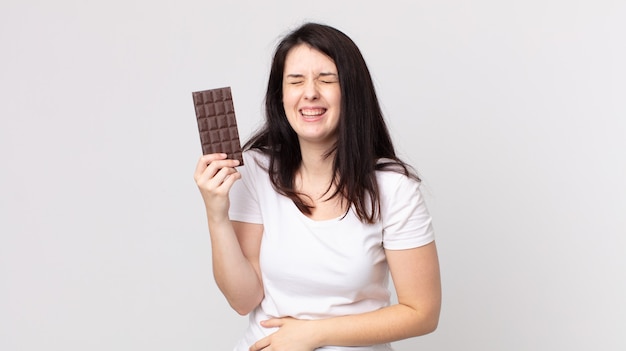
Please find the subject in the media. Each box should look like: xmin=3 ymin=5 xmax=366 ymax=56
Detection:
xmin=194 ymin=154 xmax=264 ymax=315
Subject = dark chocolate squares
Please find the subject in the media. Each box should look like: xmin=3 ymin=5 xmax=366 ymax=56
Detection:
xmin=192 ymin=87 xmax=244 ymax=165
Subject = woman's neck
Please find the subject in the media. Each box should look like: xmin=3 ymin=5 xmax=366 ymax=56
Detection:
xmin=297 ymin=142 xmax=337 ymax=198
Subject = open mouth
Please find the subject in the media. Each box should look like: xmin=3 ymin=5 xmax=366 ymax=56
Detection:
xmin=300 ymin=108 xmax=327 ymax=118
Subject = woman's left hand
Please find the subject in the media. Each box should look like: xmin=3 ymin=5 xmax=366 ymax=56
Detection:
xmin=249 ymin=317 xmax=320 ymax=351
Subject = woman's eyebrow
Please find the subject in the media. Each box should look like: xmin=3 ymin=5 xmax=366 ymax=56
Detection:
xmin=285 ymin=73 xmax=304 ymax=79
xmin=285 ymin=72 xmax=338 ymax=78
xmin=318 ymin=72 xmax=338 ymax=78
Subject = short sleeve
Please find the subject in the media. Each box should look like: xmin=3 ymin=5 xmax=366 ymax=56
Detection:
xmin=380 ymin=173 xmax=435 ymax=250
xmin=228 ymin=151 xmax=264 ymax=224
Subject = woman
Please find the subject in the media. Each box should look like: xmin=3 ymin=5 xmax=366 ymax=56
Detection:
xmin=194 ymin=22 xmax=441 ymax=351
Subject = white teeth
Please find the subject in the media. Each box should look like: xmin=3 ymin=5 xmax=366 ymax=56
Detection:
xmin=301 ymin=108 xmax=325 ymax=116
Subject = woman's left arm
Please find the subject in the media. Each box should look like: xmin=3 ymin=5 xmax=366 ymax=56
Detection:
xmin=249 ymin=241 xmax=441 ymax=351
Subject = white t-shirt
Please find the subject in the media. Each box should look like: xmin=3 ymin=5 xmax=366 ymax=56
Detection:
xmin=228 ymin=150 xmax=434 ymax=351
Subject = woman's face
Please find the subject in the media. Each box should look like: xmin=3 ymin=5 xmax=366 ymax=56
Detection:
xmin=282 ymin=44 xmax=341 ymax=148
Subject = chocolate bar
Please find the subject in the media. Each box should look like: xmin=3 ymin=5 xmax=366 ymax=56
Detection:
xmin=192 ymin=87 xmax=244 ymax=165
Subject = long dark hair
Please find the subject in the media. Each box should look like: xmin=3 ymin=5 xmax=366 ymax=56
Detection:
xmin=244 ymin=22 xmax=418 ymax=224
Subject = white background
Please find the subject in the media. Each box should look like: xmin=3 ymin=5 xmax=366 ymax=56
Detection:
xmin=1 ymin=0 xmax=625 ymax=350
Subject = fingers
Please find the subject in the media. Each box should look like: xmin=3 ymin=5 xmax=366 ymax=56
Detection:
xmin=210 ymin=166 xmax=241 ymax=192
xmin=249 ymin=319 xmax=278 ymax=350
xmin=194 ymin=153 xmax=240 ymax=184
xmin=194 ymin=153 xmax=227 ymax=181
xmin=260 ymin=318 xmax=283 ymax=328
xmin=250 ymin=335 xmax=271 ymax=351
xmin=194 ymin=153 xmax=242 ymax=217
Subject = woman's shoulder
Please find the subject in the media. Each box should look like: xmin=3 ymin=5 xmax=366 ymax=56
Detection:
xmin=375 ymin=159 xmax=422 ymax=196
xmin=375 ymin=158 xmax=418 ymax=180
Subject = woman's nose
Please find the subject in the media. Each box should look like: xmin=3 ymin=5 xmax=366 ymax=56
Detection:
xmin=303 ymin=80 xmax=319 ymax=100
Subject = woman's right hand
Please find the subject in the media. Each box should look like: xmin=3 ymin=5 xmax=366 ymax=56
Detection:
xmin=193 ymin=153 xmax=241 ymax=222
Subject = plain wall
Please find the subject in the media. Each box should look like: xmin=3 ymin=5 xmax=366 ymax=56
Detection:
xmin=1 ymin=0 xmax=624 ymax=350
